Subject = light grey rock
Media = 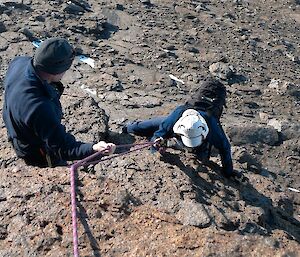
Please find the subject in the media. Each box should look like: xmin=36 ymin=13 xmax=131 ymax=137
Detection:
xmin=195 ymin=4 xmax=210 ymax=12
xmin=0 ymin=37 xmax=8 ymax=51
xmin=176 ymin=200 xmax=211 ymax=228
xmin=286 ymin=52 xmax=299 ymax=63
xmin=268 ymin=118 xmax=300 ymax=140
xmin=267 ymin=79 xmax=299 ymax=95
xmin=209 ymin=62 xmax=235 ymax=80
xmin=267 ymin=118 xmax=289 ymax=132
xmin=258 ymin=112 xmax=270 ymax=123
xmin=0 ymin=31 xmax=22 ymax=43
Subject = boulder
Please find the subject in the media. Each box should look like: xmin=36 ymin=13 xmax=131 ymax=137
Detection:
xmin=226 ymin=124 xmax=279 ymax=146
xmin=268 ymin=118 xmax=300 ymax=140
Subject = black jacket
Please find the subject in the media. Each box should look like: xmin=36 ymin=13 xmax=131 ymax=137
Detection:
xmin=153 ymin=105 xmax=233 ymax=176
xmin=2 ymin=56 xmax=94 ymax=166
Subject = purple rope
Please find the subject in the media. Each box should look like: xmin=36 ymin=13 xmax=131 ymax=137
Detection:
xmin=70 ymin=165 xmax=79 ymax=257
xmin=70 ymin=141 xmax=154 ymax=257
xmin=81 ymin=143 xmax=154 ymax=166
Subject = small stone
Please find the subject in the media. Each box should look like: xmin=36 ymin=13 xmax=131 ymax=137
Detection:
xmin=116 ymin=4 xmax=124 ymax=10
xmin=0 ymin=224 xmax=8 ymax=240
xmin=264 ymin=237 xmax=280 ymax=248
xmin=18 ymin=27 xmax=34 ymax=39
xmin=267 ymin=118 xmax=288 ymax=132
xmin=259 ymin=112 xmax=270 ymax=123
xmin=140 ymin=0 xmax=151 ymax=4
xmin=209 ymin=62 xmax=235 ymax=80
xmin=195 ymin=4 xmax=209 ymax=12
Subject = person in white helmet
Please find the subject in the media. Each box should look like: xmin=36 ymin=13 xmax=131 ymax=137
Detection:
xmin=123 ymin=105 xmax=242 ymax=180
xmin=172 ymin=109 xmax=209 ymax=148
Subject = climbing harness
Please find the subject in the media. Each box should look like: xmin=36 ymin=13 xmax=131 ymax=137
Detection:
xmin=70 ymin=141 xmax=154 ymax=257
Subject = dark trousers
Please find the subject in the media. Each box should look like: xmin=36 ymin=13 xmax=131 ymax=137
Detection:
xmin=126 ymin=116 xmax=166 ymax=137
xmin=10 ymin=138 xmax=67 ymax=168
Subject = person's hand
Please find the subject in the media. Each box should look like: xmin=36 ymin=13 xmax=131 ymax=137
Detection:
xmin=151 ymin=137 xmax=166 ymax=154
xmin=92 ymin=141 xmax=116 ymax=155
xmin=153 ymin=137 xmax=165 ymax=150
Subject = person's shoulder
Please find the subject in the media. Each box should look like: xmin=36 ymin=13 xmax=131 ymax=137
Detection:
xmin=172 ymin=104 xmax=191 ymax=113
xmin=198 ymin=111 xmax=220 ymax=128
xmin=6 ymin=56 xmax=32 ymax=81
xmin=10 ymin=56 xmax=31 ymax=66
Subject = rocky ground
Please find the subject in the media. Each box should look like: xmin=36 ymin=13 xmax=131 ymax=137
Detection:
xmin=0 ymin=0 xmax=300 ymax=256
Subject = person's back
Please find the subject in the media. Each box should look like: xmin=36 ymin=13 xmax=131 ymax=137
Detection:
xmin=185 ymin=78 xmax=227 ymax=119
xmin=3 ymin=56 xmax=62 ymax=164
xmin=3 ymin=38 xmax=116 ymax=167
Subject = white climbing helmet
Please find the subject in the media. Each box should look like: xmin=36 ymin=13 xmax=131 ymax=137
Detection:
xmin=173 ymin=109 xmax=209 ymax=148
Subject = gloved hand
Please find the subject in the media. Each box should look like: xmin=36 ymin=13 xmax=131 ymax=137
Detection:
xmin=151 ymin=137 xmax=166 ymax=154
xmin=92 ymin=141 xmax=116 ymax=155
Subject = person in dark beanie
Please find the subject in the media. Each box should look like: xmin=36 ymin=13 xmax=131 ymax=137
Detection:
xmin=2 ymin=38 xmax=116 ymax=167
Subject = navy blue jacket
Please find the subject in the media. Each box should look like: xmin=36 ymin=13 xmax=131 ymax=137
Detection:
xmin=2 ymin=56 xmax=94 ymax=164
xmin=153 ymin=105 xmax=233 ymax=176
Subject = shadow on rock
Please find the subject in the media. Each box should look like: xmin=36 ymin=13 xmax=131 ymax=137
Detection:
xmin=239 ymin=184 xmax=300 ymax=242
xmin=100 ymin=22 xmax=119 ymax=40
xmin=3 ymin=2 xmax=32 ymax=11
xmin=75 ymin=172 xmax=102 ymax=257
xmin=107 ymin=130 xmax=136 ymax=147
xmin=227 ymin=74 xmax=248 ymax=85
xmin=159 ymin=151 xmax=300 ymax=242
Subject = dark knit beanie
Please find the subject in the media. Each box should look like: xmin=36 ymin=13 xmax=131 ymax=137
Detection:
xmin=33 ymin=38 xmax=75 ymax=75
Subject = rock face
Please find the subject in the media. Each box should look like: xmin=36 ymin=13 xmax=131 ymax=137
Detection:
xmin=0 ymin=0 xmax=300 ymax=256
xmin=62 ymin=87 xmax=109 ymax=143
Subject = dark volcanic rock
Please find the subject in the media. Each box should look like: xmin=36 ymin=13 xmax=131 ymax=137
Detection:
xmin=62 ymin=87 xmax=109 ymax=142
xmin=226 ymin=124 xmax=280 ymax=146
xmin=0 ymin=0 xmax=299 ymax=256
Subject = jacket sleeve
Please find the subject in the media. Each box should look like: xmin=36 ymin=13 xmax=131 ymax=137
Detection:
xmin=208 ymin=118 xmax=233 ymax=176
xmin=153 ymin=105 xmax=187 ymax=140
xmin=31 ymin=102 xmax=94 ymax=161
